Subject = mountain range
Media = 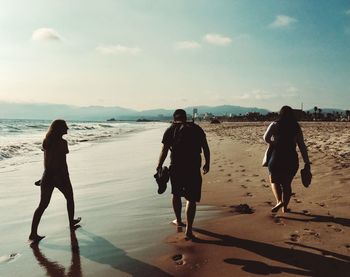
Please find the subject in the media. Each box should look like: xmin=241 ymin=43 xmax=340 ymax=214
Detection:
xmin=0 ymin=102 xmax=346 ymax=121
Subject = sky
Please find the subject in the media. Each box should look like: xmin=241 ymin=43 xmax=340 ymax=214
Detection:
xmin=0 ymin=0 xmax=349 ymax=111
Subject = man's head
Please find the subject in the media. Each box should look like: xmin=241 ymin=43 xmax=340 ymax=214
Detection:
xmin=173 ymin=109 xmax=187 ymax=122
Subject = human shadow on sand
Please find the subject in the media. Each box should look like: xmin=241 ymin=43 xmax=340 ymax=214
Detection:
xmin=30 ymin=230 xmax=82 ymax=277
xmin=193 ymin=228 xmax=350 ymax=276
xmin=279 ymin=211 xmax=350 ymax=228
xmin=39 ymin=228 xmax=171 ymax=277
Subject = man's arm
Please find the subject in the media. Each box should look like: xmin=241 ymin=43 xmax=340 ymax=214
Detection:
xmin=202 ymin=137 xmax=210 ymax=174
xmin=157 ymin=144 xmax=170 ymax=170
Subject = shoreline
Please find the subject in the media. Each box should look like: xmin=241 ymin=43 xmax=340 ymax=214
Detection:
xmin=0 ymin=122 xmax=349 ymax=276
xmin=0 ymin=124 xmax=221 ymax=277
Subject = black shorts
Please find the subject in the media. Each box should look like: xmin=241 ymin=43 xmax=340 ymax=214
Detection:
xmin=170 ymin=165 xmax=202 ymax=202
xmin=268 ymin=150 xmax=299 ymax=184
xmin=40 ymin=169 xmax=71 ymax=188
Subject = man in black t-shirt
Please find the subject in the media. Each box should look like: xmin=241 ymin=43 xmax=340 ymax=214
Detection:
xmin=157 ymin=109 xmax=210 ymax=240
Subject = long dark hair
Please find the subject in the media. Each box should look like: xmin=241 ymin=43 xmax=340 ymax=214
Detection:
xmin=43 ymin=119 xmax=68 ymax=150
xmin=276 ymin=106 xmax=300 ymax=138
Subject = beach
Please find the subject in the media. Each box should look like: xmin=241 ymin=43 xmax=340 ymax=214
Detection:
xmin=0 ymin=123 xmax=219 ymax=277
xmin=156 ymin=122 xmax=350 ymax=276
xmin=0 ymin=121 xmax=349 ymax=276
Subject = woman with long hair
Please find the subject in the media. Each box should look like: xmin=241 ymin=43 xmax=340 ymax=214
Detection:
xmin=29 ymin=119 xmax=81 ymax=243
xmin=263 ymin=106 xmax=311 ymax=213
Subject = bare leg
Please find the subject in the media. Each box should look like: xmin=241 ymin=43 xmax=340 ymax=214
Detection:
xmin=185 ymin=201 xmax=196 ymax=238
xmin=282 ymin=182 xmax=292 ymax=213
xmin=57 ymin=178 xmax=80 ymax=227
xmin=172 ymin=195 xmax=183 ymax=225
xmin=29 ymin=185 xmax=54 ymax=240
xmin=270 ymin=182 xmax=283 ymax=213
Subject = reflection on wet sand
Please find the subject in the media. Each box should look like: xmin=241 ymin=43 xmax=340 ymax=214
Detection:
xmin=31 ymin=230 xmax=82 ymax=277
xmin=32 ymin=228 xmax=171 ymax=277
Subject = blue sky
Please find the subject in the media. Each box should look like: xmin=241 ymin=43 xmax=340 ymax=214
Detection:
xmin=0 ymin=0 xmax=349 ymax=111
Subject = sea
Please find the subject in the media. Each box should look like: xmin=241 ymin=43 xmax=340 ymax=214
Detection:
xmin=0 ymin=119 xmax=158 ymax=170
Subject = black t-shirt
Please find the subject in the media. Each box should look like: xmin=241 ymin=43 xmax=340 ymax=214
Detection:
xmin=162 ymin=122 xmax=206 ymax=167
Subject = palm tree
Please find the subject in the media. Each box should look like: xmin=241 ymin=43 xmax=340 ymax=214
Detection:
xmin=313 ymin=106 xmax=318 ymax=120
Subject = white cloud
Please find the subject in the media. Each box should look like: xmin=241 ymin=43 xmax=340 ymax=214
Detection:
xmin=239 ymin=89 xmax=276 ymax=100
xmin=32 ymin=28 xmax=61 ymax=41
xmin=203 ymin=33 xmax=232 ymax=46
xmin=286 ymin=86 xmax=299 ymax=93
xmin=175 ymin=41 xmax=201 ymax=50
xmin=269 ymin=15 xmax=297 ymax=28
xmin=96 ymin=45 xmax=141 ymax=55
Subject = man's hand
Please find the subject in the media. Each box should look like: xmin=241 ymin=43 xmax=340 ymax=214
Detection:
xmin=203 ymin=163 xmax=210 ymax=174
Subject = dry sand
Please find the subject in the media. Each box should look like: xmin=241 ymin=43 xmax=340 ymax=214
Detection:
xmin=156 ymin=122 xmax=350 ymax=276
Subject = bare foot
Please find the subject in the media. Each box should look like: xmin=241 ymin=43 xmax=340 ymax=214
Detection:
xmin=185 ymin=231 xmax=196 ymax=241
xmin=70 ymin=217 xmax=82 ymax=228
xmin=171 ymin=219 xmax=186 ymax=227
xmin=28 ymin=234 xmax=45 ymax=244
xmin=271 ymin=202 xmax=284 ymax=213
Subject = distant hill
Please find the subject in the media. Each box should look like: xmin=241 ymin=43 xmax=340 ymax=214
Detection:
xmin=184 ymin=105 xmax=270 ymax=116
xmin=0 ymin=102 xmax=270 ymax=121
xmin=0 ymin=102 xmax=137 ymax=121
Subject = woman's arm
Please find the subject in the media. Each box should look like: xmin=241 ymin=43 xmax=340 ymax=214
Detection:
xmin=263 ymin=122 xmax=275 ymax=144
xmin=297 ymin=128 xmax=311 ymax=165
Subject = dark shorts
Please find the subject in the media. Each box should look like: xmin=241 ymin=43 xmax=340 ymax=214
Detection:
xmin=268 ymin=150 xmax=299 ymax=184
xmin=40 ymin=169 xmax=71 ymax=188
xmin=170 ymin=165 xmax=202 ymax=202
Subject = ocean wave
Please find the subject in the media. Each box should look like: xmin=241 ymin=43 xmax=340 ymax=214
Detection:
xmin=0 ymin=120 xmax=153 ymax=164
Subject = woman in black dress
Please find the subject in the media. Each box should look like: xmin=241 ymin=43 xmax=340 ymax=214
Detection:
xmin=29 ymin=119 xmax=81 ymax=243
xmin=263 ymin=106 xmax=310 ymax=213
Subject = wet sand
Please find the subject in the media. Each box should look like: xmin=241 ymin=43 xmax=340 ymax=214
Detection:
xmin=0 ymin=126 xmax=218 ymax=277
xmin=156 ymin=122 xmax=350 ymax=276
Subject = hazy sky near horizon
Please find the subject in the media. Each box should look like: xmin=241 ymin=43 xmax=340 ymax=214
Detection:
xmin=0 ymin=0 xmax=349 ymax=111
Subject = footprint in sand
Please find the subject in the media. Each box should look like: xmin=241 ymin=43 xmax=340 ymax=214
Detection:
xmin=219 ymin=169 xmax=225 ymax=172
xmin=239 ymin=165 xmax=244 ymax=168
xmin=293 ymin=199 xmax=302 ymax=204
xmin=262 ymin=184 xmax=269 ymax=188
xmin=241 ymin=169 xmax=246 ymax=172
xmin=241 ymin=184 xmax=248 ymax=189
xmin=271 ymin=215 xmax=285 ymax=226
xmin=227 ymin=173 xmax=232 ymax=177
xmin=303 ymin=229 xmax=321 ymax=239
xmin=172 ymin=254 xmax=186 ymax=265
xmin=260 ymin=179 xmax=266 ymax=183
xmin=245 ymin=179 xmax=251 ymax=182
xmin=290 ymin=233 xmax=301 ymax=242
xmin=316 ymin=202 xmax=326 ymax=207
xmin=252 ymin=174 xmax=259 ymax=177
xmin=245 ymin=192 xmax=253 ymax=197
xmin=302 ymin=210 xmax=310 ymax=214
xmin=227 ymin=179 xmax=233 ymax=182
xmin=0 ymin=253 xmax=21 ymax=264
xmin=327 ymin=225 xmax=343 ymax=233
xmin=345 ymin=244 xmax=350 ymax=250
